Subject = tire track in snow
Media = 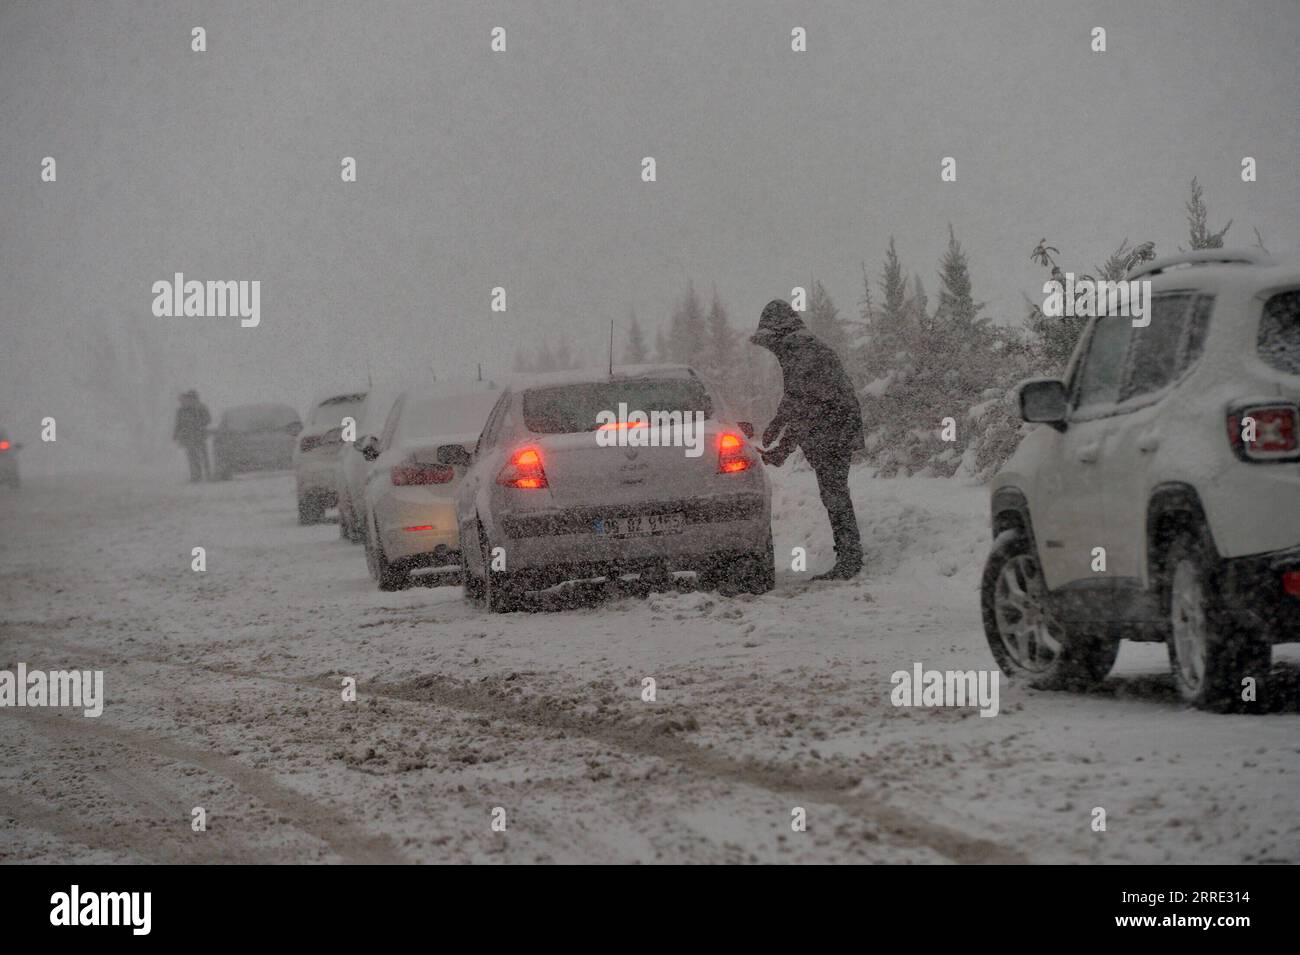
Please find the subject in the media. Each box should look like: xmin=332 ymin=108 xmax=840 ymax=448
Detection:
xmin=0 ymin=706 xmax=404 ymax=864
xmin=9 ymin=628 xmax=1019 ymax=863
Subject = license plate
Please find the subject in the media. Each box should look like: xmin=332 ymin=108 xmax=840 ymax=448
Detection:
xmin=595 ymin=512 xmax=685 ymax=537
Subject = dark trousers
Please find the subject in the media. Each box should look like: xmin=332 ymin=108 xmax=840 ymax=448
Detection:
xmin=806 ymin=447 xmax=862 ymax=568
xmin=183 ymin=441 xmax=210 ymax=482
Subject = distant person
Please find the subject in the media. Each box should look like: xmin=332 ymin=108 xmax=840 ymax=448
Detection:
xmin=173 ymin=390 xmax=212 ymax=482
xmin=750 ymin=300 xmax=864 ymax=580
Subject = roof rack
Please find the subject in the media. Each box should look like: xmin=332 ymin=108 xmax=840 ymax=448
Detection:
xmin=1127 ymin=248 xmax=1272 ymax=280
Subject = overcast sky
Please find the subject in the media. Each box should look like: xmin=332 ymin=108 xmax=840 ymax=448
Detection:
xmin=2 ymin=0 xmax=1298 ymax=461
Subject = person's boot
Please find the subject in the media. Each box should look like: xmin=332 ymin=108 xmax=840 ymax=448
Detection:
xmin=811 ymin=560 xmax=861 ymax=581
xmin=812 ymin=532 xmax=862 ymax=581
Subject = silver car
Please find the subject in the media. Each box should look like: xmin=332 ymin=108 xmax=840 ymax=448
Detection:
xmin=293 ymin=390 xmax=367 ymax=524
xmin=438 ymin=364 xmax=773 ymax=611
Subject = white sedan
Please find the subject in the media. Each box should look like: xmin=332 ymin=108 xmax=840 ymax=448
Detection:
xmin=360 ymin=385 xmax=501 ymax=590
xmin=438 ymin=364 xmax=774 ymax=612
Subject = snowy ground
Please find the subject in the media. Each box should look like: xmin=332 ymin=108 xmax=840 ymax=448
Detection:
xmin=1 ymin=463 xmax=1297 ymax=864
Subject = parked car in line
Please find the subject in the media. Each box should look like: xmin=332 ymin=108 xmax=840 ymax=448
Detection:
xmin=293 ymin=390 xmax=366 ymax=524
xmin=0 ymin=430 xmax=22 ymax=489
xmin=336 ymin=387 xmax=398 ymax=543
xmin=360 ymin=385 xmax=501 ymax=590
xmin=212 ymin=403 xmax=302 ymax=480
xmin=438 ymin=364 xmax=773 ymax=612
xmin=983 ymin=250 xmax=1300 ymax=710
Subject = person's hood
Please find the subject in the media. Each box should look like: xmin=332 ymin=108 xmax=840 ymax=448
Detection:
xmin=749 ymin=299 xmax=806 ymax=351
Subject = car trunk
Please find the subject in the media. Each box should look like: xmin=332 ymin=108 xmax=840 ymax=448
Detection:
xmin=528 ymin=424 xmax=730 ymax=510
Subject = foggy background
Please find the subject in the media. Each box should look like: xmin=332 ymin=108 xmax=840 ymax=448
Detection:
xmin=2 ymin=0 xmax=1297 ymax=473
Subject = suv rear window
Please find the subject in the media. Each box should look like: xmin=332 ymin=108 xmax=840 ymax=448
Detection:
xmin=1259 ymin=290 xmax=1300 ymax=374
xmin=523 ymin=379 xmax=713 ymax=434
xmin=221 ymin=405 xmax=300 ymax=432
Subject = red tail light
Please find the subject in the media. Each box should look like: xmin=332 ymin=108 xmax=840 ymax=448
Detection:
xmin=498 ymin=446 xmax=548 ymax=488
xmin=1283 ymin=570 xmax=1300 ymax=597
xmin=1227 ymin=403 xmax=1299 ymax=461
xmin=0 ymin=440 xmax=9 ymax=451
xmin=391 ymin=462 xmax=455 ymax=485
xmin=718 ymin=432 xmax=749 ymax=473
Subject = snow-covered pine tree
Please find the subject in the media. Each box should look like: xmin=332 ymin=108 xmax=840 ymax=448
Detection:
xmin=803 ymin=279 xmax=849 ymax=357
xmin=704 ymin=289 xmax=737 ymax=395
xmin=880 ymin=237 xmax=909 ymax=330
xmin=935 ymin=224 xmax=986 ymax=329
xmin=623 ymin=309 xmax=648 ymax=364
xmin=1182 ymin=177 xmax=1231 ymax=251
xmin=668 ymin=282 xmax=706 ymax=363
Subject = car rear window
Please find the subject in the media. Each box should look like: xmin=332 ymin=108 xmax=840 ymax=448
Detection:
xmin=222 ymin=405 xmax=300 ymax=432
xmin=522 ymin=379 xmax=713 ymax=434
xmin=309 ymin=394 xmax=367 ymax=428
xmin=1259 ymin=290 xmax=1300 ymax=374
xmin=396 ymin=392 xmax=499 ymax=442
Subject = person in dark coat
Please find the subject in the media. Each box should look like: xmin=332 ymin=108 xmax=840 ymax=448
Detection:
xmin=751 ymin=300 xmax=864 ymax=580
xmin=173 ymin=390 xmax=212 ymax=482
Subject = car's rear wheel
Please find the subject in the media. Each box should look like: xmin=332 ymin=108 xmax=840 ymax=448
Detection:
xmin=298 ymin=492 xmax=325 ymax=525
xmin=367 ymin=512 xmax=408 ymax=591
xmin=1163 ymin=533 xmax=1269 ymax=711
xmin=477 ymin=521 xmax=524 ymax=613
xmin=701 ymin=536 xmax=775 ymax=595
xmin=982 ymin=531 xmax=1119 ymax=690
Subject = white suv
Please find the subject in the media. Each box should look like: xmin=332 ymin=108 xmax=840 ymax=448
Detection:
xmin=984 ymin=250 xmax=1300 ymax=710
xmin=293 ymin=390 xmax=367 ymax=524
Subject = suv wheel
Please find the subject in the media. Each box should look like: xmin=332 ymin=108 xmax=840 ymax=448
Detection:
xmin=982 ymin=531 xmax=1119 ymax=689
xmin=1163 ymin=533 xmax=1270 ymax=711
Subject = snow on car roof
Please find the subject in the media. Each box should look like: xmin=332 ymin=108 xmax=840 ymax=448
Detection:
xmin=511 ymin=364 xmax=698 ymax=391
xmin=308 ymin=387 xmax=369 ymax=409
xmin=1137 ymin=249 xmax=1300 ymax=292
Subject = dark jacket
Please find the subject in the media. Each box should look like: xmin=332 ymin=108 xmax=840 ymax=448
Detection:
xmin=173 ymin=398 xmax=211 ymax=445
xmin=753 ymin=303 xmax=864 ymax=461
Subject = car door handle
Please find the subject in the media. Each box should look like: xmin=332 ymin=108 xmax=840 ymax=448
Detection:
xmin=1137 ymin=433 xmax=1159 ymax=454
xmin=1077 ymin=443 xmax=1100 ymax=464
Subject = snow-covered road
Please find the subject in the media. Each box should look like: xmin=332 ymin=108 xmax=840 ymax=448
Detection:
xmin=1 ymin=466 xmax=1296 ymax=863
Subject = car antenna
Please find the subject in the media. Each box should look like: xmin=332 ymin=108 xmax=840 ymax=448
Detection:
xmin=477 ymin=362 xmax=483 ymax=382
xmin=365 ymin=356 xmax=373 ymax=389
xmin=608 ymin=319 xmax=614 ymax=378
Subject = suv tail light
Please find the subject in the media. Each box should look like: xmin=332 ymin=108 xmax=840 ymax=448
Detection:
xmin=497 ymin=446 xmax=548 ymax=489
xmin=1227 ymin=403 xmax=1300 ymax=461
xmin=0 ymin=440 xmax=9 ymax=451
xmin=718 ymin=432 xmax=750 ymax=473
xmin=391 ymin=461 xmax=455 ymax=485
